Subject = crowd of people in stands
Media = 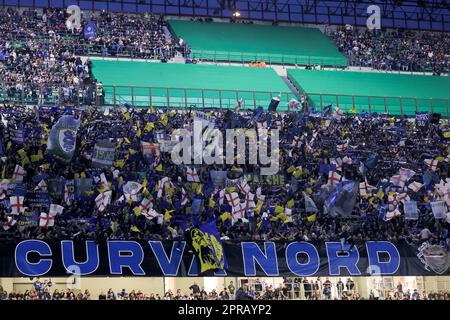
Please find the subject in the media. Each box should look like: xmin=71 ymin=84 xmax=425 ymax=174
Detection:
xmin=0 ymin=7 xmax=183 ymax=104
xmin=1 ymin=278 xmax=449 ymax=300
xmin=328 ymin=25 xmax=450 ymax=75
xmin=0 ymin=104 xmax=449 ymax=248
xmin=72 ymin=10 xmax=180 ymax=60
xmin=0 ymin=8 xmax=95 ymax=104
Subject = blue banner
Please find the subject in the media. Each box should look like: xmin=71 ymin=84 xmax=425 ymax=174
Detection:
xmin=84 ymin=21 xmax=96 ymax=40
xmin=47 ymin=115 xmax=80 ymax=162
xmin=3 ymin=240 xmax=449 ymax=277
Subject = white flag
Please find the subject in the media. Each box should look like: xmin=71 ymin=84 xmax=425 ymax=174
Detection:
xmin=49 ymin=204 xmax=64 ymax=216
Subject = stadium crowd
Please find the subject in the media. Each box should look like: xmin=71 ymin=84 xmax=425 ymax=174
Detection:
xmin=0 ymin=7 xmax=183 ymax=104
xmin=0 ymin=104 xmax=449 ymax=247
xmin=1 ymin=279 xmax=449 ymax=300
xmin=328 ymin=25 xmax=450 ymax=75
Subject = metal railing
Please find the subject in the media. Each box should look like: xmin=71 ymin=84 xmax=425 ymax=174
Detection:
xmin=1 ymin=82 xmax=449 ymax=117
xmin=307 ymin=93 xmax=450 ymax=117
xmin=190 ymin=50 xmax=348 ymax=68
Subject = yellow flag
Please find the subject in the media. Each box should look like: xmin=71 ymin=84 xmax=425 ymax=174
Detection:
xmin=124 ymin=137 xmax=131 ymax=144
xmin=80 ymin=172 xmax=87 ymax=178
xmin=128 ymin=148 xmax=137 ymax=155
xmin=436 ymin=156 xmax=444 ymax=162
xmin=123 ymin=112 xmax=130 ymax=120
xmin=274 ymin=205 xmax=284 ymax=214
xmin=376 ymin=190 xmax=384 ymax=199
xmin=254 ymin=200 xmax=263 ymax=214
xmin=160 ymin=114 xmax=168 ymax=126
xmin=220 ymin=212 xmax=231 ymax=222
xmin=40 ymin=163 xmax=50 ymax=170
xmin=136 ymin=128 xmax=142 ymax=138
xmin=21 ymin=156 xmax=30 ymax=166
xmin=31 ymin=155 xmax=41 ymax=162
xmin=142 ymin=178 xmax=148 ymax=187
xmin=286 ymin=199 xmax=295 ymax=208
xmin=6 ymin=141 xmax=12 ymax=150
xmin=443 ymin=131 xmax=450 ymax=138
xmin=133 ymin=207 xmax=141 ymax=216
xmin=131 ymin=226 xmax=141 ymax=233
xmin=155 ymin=163 xmax=163 ymax=172
xmin=287 ymin=165 xmax=296 ymax=173
xmin=306 ymin=187 xmax=313 ymax=194
xmin=164 ymin=209 xmax=173 ymax=221
xmin=307 ymin=214 xmax=317 ymax=222
xmin=18 ymin=149 xmax=26 ymax=158
xmin=144 ymin=122 xmax=154 ymax=132
xmin=115 ymin=160 xmax=125 ymax=168
xmin=271 ymin=212 xmax=285 ymax=221
xmin=226 ymin=186 xmax=236 ymax=193
xmin=1 ymin=165 xmax=5 ymax=179
xmin=293 ymin=170 xmax=302 ymax=179
xmin=209 ymin=198 xmax=216 ymax=207
xmin=142 ymin=187 xmax=150 ymax=198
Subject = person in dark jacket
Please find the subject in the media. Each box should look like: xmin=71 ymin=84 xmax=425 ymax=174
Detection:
xmin=236 ymin=287 xmax=247 ymax=300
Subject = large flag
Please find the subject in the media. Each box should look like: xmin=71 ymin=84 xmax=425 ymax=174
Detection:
xmin=303 ymin=192 xmax=318 ymax=214
xmin=47 ymin=115 xmax=81 ymax=162
xmin=189 ymin=220 xmax=227 ymax=274
xmin=84 ymin=21 xmax=96 ymax=40
xmin=92 ymin=139 xmax=116 ymax=168
xmin=325 ymin=181 xmax=358 ymax=217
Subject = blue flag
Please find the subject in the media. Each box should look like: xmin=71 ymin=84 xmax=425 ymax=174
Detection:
xmin=326 ymin=181 xmax=358 ymax=217
xmin=84 ymin=21 xmax=96 ymax=40
xmin=378 ymin=204 xmax=389 ymax=221
xmin=323 ymin=104 xmax=332 ymax=117
xmin=191 ymin=197 xmax=204 ymax=215
xmin=252 ymin=107 xmax=264 ymax=122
